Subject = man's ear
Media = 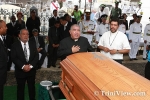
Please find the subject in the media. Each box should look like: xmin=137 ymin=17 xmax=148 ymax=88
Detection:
xmin=69 ymin=30 xmax=71 ymax=35
xmin=18 ymin=34 xmax=20 ymax=38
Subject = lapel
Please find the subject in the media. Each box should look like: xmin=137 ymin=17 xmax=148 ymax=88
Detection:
xmin=18 ymin=41 xmax=28 ymax=62
xmin=0 ymin=39 xmax=7 ymax=52
xmin=28 ymin=41 xmax=32 ymax=61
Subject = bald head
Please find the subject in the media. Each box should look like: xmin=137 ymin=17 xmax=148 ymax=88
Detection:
xmin=0 ymin=20 xmax=7 ymax=35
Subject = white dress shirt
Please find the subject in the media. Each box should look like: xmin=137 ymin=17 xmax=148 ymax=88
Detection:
xmin=0 ymin=35 xmax=3 ymax=41
xmin=98 ymin=31 xmax=130 ymax=59
xmin=95 ymin=23 xmax=109 ymax=41
xmin=64 ymin=22 xmax=68 ymax=30
xmin=118 ymin=24 xmax=126 ymax=34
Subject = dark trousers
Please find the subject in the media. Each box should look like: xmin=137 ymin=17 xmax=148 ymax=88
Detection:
xmin=48 ymin=45 xmax=58 ymax=66
xmin=0 ymin=85 xmax=4 ymax=100
xmin=16 ymin=75 xmax=36 ymax=100
xmin=114 ymin=59 xmax=123 ymax=64
xmin=145 ymin=61 xmax=150 ymax=80
xmin=7 ymin=51 xmax=12 ymax=71
xmin=38 ymin=49 xmax=47 ymax=67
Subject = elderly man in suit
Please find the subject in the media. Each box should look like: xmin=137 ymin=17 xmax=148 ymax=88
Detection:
xmin=30 ymin=29 xmax=47 ymax=69
xmin=11 ymin=29 xmax=39 ymax=100
xmin=0 ymin=20 xmax=8 ymax=100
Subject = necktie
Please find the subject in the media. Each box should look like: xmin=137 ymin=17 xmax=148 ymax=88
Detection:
xmin=24 ymin=43 xmax=28 ymax=62
xmin=3 ymin=36 xmax=6 ymax=44
xmin=35 ymin=37 xmax=39 ymax=48
xmin=64 ymin=26 xmax=66 ymax=31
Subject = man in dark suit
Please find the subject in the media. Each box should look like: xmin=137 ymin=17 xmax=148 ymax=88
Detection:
xmin=48 ymin=20 xmax=61 ymax=67
xmin=2 ymin=34 xmax=14 ymax=71
xmin=64 ymin=13 xmax=77 ymax=24
xmin=30 ymin=29 xmax=47 ymax=69
xmin=49 ymin=9 xmax=59 ymax=28
xmin=0 ymin=20 xmax=8 ymax=100
xmin=59 ymin=16 xmax=73 ymax=40
xmin=26 ymin=10 xmax=41 ymax=37
xmin=11 ymin=29 xmax=39 ymax=100
xmin=6 ymin=15 xmax=19 ymax=37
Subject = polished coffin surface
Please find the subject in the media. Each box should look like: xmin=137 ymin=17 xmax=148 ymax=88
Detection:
xmin=59 ymin=52 xmax=150 ymax=100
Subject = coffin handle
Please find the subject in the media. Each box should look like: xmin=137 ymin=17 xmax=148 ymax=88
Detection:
xmin=62 ymin=81 xmax=76 ymax=100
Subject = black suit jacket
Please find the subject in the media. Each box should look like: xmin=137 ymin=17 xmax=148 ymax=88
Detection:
xmin=49 ymin=16 xmax=59 ymax=28
xmin=0 ymin=38 xmax=8 ymax=85
xmin=6 ymin=22 xmax=20 ymax=37
xmin=48 ymin=26 xmax=60 ymax=45
xmin=30 ymin=36 xmax=45 ymax=49
xmin=11 ymin=40 xmax=39 ymax=78
xmin=57 ymin=36 xmax=94 ymax=60
xmin=59 ymin=22 xmax=73 ymax=40
xmin=4 ymin=35 xmax=14 ymax=50
xmin=71 ymin=18 xmax=77 ymax=24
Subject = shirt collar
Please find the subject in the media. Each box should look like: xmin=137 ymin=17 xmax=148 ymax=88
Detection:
xmin=110 ymin=31 xmax=118 ymax=35
xmin=53 ymin=16 xmax=57 ymax=19
xmin=74 ymin=39 xmax=78 ymax=42
xmin=0 ymin=35 xmax=3 ymax=41
xmin=20 ymin=40 xmax=29 ymax=45
xmin=64 ymin=22 xmax=68 ymax=27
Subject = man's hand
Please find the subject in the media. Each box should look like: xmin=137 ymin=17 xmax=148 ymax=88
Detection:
xmin=52 ymin=44 xmax=59 ymax=48
xmin=23 ymin=65 xmax=30 ymax=72
xmin=52 ymin=44 xmax=56 ymax=47
xmin=103 ymin=47 xmax=110 ymax=53
xmin=37 ymin=48 xmax=42 ymax=52
xmin=129 ymin=40 xmax=132 ymax=43
xmin=96 ymin=41 xmax=99 ymax=44
xmin=87 ymin=31 xmax=95 ymax=35
xmin=109 ymin=49 xmax=117 ymax=55
xmin=72 ymin=45 xmax=80 ymax=53
xmin=144 ymin=40 xmax=147 ymax=44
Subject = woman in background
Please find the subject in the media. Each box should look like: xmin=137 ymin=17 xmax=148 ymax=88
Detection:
xmin=16 ymin=12 xmax=26 ymax=31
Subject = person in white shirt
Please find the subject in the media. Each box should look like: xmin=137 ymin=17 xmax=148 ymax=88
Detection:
xmin=95 ymin=14 xmax=109 ymax=44
xmin=98 ymin=18 xmax=130 ymax=64
xmin=94 ymin=4 xmax=106 ymax=25
xmin=50 ymin=0 xmax=60 ymax=14
xmin=143 ymin=18 xmax=150 ymax=60
xmin=79 ymin=10 xmax=96 ymax=45
xmin=136 ymin=2 xmax=143 ymax=16
xmin=118 ymin=16 xmax=126 ymax=34
xmin=129 ymin=16 xmax=142 ymax=60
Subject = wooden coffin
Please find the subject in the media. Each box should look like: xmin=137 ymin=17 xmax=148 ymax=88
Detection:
xmin=59 ymin=52 xmax=150 ymax=100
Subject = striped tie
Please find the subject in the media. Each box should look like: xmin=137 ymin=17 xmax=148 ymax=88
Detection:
xmin=24 ymin=43 xmax=28 ymax=62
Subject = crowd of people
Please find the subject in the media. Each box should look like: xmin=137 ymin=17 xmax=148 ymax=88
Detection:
xmin=0 ymin=0 xmax=150 ymax=100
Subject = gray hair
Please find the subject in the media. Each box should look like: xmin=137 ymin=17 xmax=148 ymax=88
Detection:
xmin=70 ymin=24 xmax=80 ymax=31
xmin=20 ymin=29 xmax=29 ymax=34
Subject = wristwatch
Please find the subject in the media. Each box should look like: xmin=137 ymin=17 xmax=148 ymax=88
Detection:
xmin=116 ymin=50 xmax=119 ymax=54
